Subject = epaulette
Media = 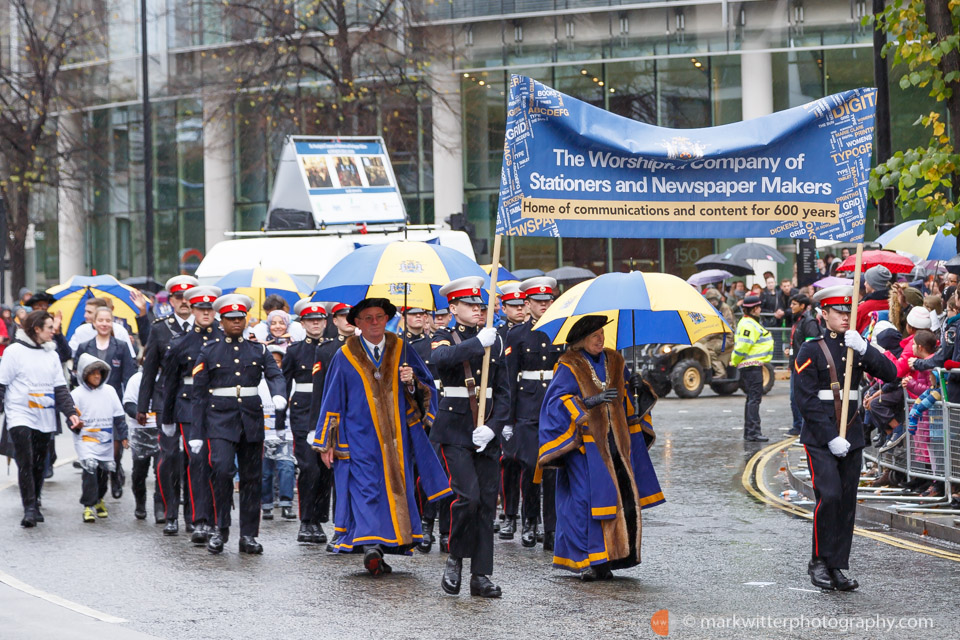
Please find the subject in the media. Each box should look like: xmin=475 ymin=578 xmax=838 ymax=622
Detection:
xmin=153 ymin=316 xmax=168 ymax=324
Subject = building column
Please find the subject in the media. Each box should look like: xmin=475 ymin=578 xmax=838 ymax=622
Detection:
xmin=740 ymin=40 xmax=777 ymax=287
xmin=58 ymin=111 xmax=86 ymax=281
xmin=202 ymin=98 xmax=234 ymax=254
xmin=431 ymin=59 xmax=463 ymax=228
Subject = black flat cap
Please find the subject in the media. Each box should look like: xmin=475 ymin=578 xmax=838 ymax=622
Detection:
xmin=347 ymin=298 xmax=398 ymax=325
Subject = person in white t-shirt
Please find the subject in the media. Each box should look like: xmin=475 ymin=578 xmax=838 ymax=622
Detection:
xmin=122 ymin=369 xmax=162 ymax=521
xmin=71 ymin=354 xmax=128 ymax=523
xmin=260 ymin=346 xmax=296 ymax=520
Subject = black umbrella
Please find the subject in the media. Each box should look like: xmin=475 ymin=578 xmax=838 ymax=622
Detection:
xmin=512 ymin=268 xmax=545 ymax=280
xmin=946 ymin=254 xmax=960 ymax=275
xmin=694 ymin=253 xmax=754 ymax=277
xmin=546 ymin=266 xmax=596 ymax=283
xmin=121 ymin=276 xmax=164 ymax=294
xmin=720 ymin=242 xmax=787 ymax=263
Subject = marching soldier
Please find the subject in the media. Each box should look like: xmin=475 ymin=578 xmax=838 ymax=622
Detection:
xmin=496 ymin=282 xmax=526 ymax=540
xmin=191 ymin=294 xmax=286 ymax=555
xmin=504 ymin=276 xmax=564 ymax=550
xmin=282 ymin=299 xmax=332 ymax=545
xmin=431 ymin=276 xmax=510 ymax=598
xmin=137 ymin=275 xmax=198 ymax=526
xmin=158 ymin=286 xmax=222 ymax=541
xmin=794 ymin=285 xmax=896 ymax=591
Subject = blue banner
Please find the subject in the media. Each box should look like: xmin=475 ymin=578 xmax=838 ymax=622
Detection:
xmin=496 ymin=75 xmax=876 ymax=241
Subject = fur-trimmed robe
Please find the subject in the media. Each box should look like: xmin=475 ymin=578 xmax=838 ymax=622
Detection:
xmin=313 ymin=333 xmax=450 ymax=553
xmin=538 ymin=347 xmax=664 ymax=573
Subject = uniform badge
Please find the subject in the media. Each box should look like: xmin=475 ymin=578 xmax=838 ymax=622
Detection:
xmin=192 ymin=362 xmax=205 ymax=375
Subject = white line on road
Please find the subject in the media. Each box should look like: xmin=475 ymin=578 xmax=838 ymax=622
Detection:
xmin=722 ymin=410 xmax=732 ymax=413
xmin=789 ymin=587 xmax=824 ymax=594
xmin=678 ymin=410 xmax=689 ymax=414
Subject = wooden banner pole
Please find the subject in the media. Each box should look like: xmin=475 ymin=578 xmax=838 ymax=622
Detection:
xmin=477 ymin=234 xmax=502 ymax=427
xmin=838 ymin=243 xmax=863 ymax=440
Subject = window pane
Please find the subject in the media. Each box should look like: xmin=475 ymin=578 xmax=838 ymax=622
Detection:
xmin=658 ymin=57 xmax=710 ymax=128
xmin=611 ymin=239 xmax=660 ymax=273
xmin=662 ymin=239 xmax=714 ymax=279
xmin=606 ymin=60 xmax=656 ymax=124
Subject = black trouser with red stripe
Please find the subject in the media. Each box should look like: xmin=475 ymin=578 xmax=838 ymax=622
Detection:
xmin=438 ymin=443 xmax=499 ymax=576
xmin=521 ymin=467 xmax=556 ymax=532
xmin=804 ymin=444 xmax=861 ymax=570
xmin=293 ymin=432 xmax=332 ymax=524
xmin=157 ymin=427 xmax=183 ymax=521
xmin=500 ymin=456 xmax=521 ymax=518
xmin=183 ymin=428 xmax=214 ymax=526
xmin=209 ymin=433 xmax=263 ymax=537
xmin=432 ymin=442 xmax=452 ymax=537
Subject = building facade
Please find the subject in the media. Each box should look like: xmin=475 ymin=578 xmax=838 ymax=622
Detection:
xmin=13 ymin=0 xmax=937 ymax=291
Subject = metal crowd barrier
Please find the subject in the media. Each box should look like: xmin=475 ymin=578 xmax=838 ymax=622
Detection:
xmin=862 ymin=369 xmax=959 ymax=514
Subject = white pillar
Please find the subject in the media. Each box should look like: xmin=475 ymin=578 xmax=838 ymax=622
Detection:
xmin=202 ymin=98 xmax=234 ymax=254
xmin=740 ymin=41 xmax=776 ymax=287
xmin=58 ymin=111 xmax=87 ymax=281
xmin=431 ymin=59 xmax=463 ymax=228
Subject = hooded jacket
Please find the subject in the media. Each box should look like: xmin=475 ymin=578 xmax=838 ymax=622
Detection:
xmin=74 ymin=334 xmax=136 ymax=402
xmin=0 ymin=329 xmax=78 ymax=433
xmin=71 ymin=353 xmax=127 ymax=461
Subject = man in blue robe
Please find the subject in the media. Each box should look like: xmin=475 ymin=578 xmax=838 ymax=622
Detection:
xmin=312 ymin=298 xmax=451 ymax=575
xmin=539 ymin=315 xmax=665 ymax=581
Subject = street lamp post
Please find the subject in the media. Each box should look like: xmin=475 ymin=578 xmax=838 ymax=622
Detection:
xmin=140 ymin=0 xmax=155 ymax=281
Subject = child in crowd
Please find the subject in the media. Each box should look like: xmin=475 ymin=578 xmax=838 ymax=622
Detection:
xmin=260 ymin=346 xmax=296 ymax=520
xmin=71 ymin=354 xmax=128 ymax=522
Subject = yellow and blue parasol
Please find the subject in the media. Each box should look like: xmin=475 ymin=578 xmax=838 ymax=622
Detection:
xmin=875 ymin=220 xmax=956 ymax=261
xmin=481 ymin=264 xmax=519 ymax=287
xmin=309 ymin=240 xmax=492 ymax=309
xmin=215 ymin=268 xmax=311 ymax=320
xmin=534 ymin=271 xmax=732 ymax=348
xmin=47 ymin=275 xmax=142 ymax=340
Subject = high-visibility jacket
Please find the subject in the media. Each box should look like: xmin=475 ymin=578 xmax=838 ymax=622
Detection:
xmin=731 ymin=315 xmax=773 ymax=368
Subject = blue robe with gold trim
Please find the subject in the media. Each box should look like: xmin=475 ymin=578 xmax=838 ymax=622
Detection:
xmin=539 ymin=348 xmax=664 ymax=573
xmin=313 ymin=333 xmax=450 ymax=553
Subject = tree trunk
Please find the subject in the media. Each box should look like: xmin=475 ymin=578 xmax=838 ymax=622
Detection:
xmin=4 ymin=183 xmax=29 ymax=296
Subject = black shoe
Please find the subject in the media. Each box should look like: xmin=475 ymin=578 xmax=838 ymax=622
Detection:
xmin=72 ymin=460 xmax=82 ymax=469
xmin=363 ymin=546 xmax=386 ymax=576
xmin=185 ymin=522 xmax=195 ymax=534
xmin=191 ymin=523 xmax=211 ymax=545
xmin=494 ymin=515 xmax=502 ymax=533
xmin=154 ymin=501 xmax=166 ymax=524
xmin=829 ymin=568 xmax=859 ymax=591
xmin=207 ymin=530 xmax=225 ymax=554
xmin=312 ymin=523 xmax=327 ymax=544
xmin=163 ymin=519 xmax=179 ymax=536
xmin=239 ymin=536 xmax=263 ymax=554
xmin=439 ymin=534 xmax=449 ymax=554
xmin=536 ymin=523 xmax=544 ymax=543
xmin=262 ymin=509 xmax=274 ymax=521
xmin=469 ymin=574 xmax=502 ymax=598
xmin=134 ymin=497 xmax=147 ymax=520
xmin=499 ymin=516 xmax=517 ymax=540
xmin=543 ymin=531 xmax=555 ymax=552
xmin=441 ymin=556 xmax=462 ymax=595
xmin=808 ymin=557 xmax=836 ymax=590
xmin=786 ymin=427 xmax=801 ymax=436
xmin=281 ymin=506 xmax=296 ymax=520
xmin=34 ymin=508 xmax=44 ymax=523
xmin=110 ymin=468 xmax=124 ymax=499
xmin=43 ymin=465 xmax=54 ymax=480
xmin=298 ymin=522 xmax=313 ymax=543
xmin=417 ymin=519 xmax=434 ymax=553
xmin=744 ymin=435 xmax=770 ymax=442
xmin=20 ymin=506 xmax=38 ymax=528
xmin=521 ymin=520 xmax=537 ymax=548
xmin=326 ymin=530 xmax=341 ymax=553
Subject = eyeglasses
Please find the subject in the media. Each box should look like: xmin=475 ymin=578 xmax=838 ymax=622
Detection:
xmin=358 ymin=314 xmax=387 ymax=323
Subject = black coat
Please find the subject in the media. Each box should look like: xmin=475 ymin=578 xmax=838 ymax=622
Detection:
xmin=159 ymin=324 xmax=223 ymax=435
xmin=138 ymin=315 xmax=191 ymax=415
xmin=75 ymin=336 xmax=136 ymax=401
xmin=282 ymin=336 xmax=325 ymax=436
xmin=505 ymin=319 xmax=565 ymax=426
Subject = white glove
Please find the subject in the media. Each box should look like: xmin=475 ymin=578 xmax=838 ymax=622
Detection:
xmin=161 ymin=423 xmax=176 ymax=437
xmin=472 ymin=424 xmax=496 ymax=452
xmin=844 ymin=330 xmax=867 ymax=356
xmin=827 ymin=436 xmax=851 ymax=457
xmin=502 ymin=425 xmax=514 ymax=441
xmin=477 ymin=327 xmax=497 ymax=348
xmin=188 ymin=439 xmax=203 ymax=455
xmin=272 ymin=395 xmax=288 ymax=411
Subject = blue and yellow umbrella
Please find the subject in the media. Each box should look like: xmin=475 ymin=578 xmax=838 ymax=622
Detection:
xmin=534 ymin=271 xmax=732 ymax=348
xmin=875 ymin=220 xmax=956 ymax=261
xmin=481 ymin=264 xmax=519 ymax=287
xmin=215 ymin=268 xmax=311 ymax=320
xmin=309 ymin=240 xmax=491 ymax=309
xmin=47 ymin=275 xmax=142 ymax=340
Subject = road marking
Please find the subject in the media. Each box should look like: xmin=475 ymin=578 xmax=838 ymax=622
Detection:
xmin=683 ymin=427 xmax=694 ymax=430
xmin=0 ymin=453 xmax=126 ymax=624
xmin=742 ymin=438 xmax=960 ymax=563
xmin=678 ymin=410 xmax=689 ymax=414
xmin=723 ymin=410 xmax=732 ymax=413
xmin=789 ymin=587 xmax=823 ymax=593
xmin=743 ymin=581 xmax=776 ymax=587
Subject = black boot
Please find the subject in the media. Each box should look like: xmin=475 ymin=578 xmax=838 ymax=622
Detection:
xmin=829 ymin=568 xmax=859 ymax=591
xmin=281 ymin=506 xmax=296 ymax=520
xmin=417 ymin=519 xmax=434 ymax=553
xmin=191 ymin=523 xmax=212 ymax=544
xmin=543 ymin=530 xmax=555 ymax=552
xmin=326 ymin=530 xmax=341 ymax=553
xmin=239 ymin=536 xmax=263 ymax=554
xmin=469 ymin=574 xmax=502 ymax=598
xmin=207 ymin=528 xmax=228 ymax=554
xmin=134 ymin=496 xmax=147 ymax=520
xmin=262 ymin=508 xmax=273 ymax=521
xmin=297 ymin=522 xmax=313 ymax=543
xmin=154 ymin=500 xmax=166 ymax=524
xmin=536 ymin=522 xmax=544 ymax=543
xmin=521 ymin=520 xmax=537 ymax=547
xmin=499 ymin=516 xmax=517 ymax=540
xmin=441 ymin=556 xmax=463 ymax=595
xmin=312 ymin=523 xmax=327 ymax=544
xmin=808 ymin=557 xmax=836 ymax=590
xmin=110 ymin=467 xmax=124 ymax=499
xmin=439 ymin=534 xmax=450 ymax=553
xmin=363 ymin=545 xmax=386 ymax=576
xmin=20 ymin=504 xmax=38 ymax=528
xmin=163 ymin=519 xmax=179 ymax=536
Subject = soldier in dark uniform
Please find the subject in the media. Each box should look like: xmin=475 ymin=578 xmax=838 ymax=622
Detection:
xmin=309 ymin=302 xmax=353 ymax=551
xmin=431 ymin=276 xmax=511 ymax=598
xmin=504 ymin=276 xmax=564 ymax=550
xmin=496 ymin=282 xmax=526 ymax=540
xmin=191 ymin=294 xmax=286 ymax=554
xmin=137 ymin=275 xmax=198 ymax=526
xmin=794 ymin=285 xmax=896 ymax=591
xmin=282 ymin=299 xmax=332 ymax=545
xmin=158 ymin=286 xmax=222 ymax=541
xmin=402 ymin=306 xmax=441 ymax=552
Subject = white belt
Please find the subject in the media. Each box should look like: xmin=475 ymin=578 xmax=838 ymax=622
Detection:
xmin=520 ymin=370 xmax=553 ymax=381
xmin=818 ymin=389 xmax=859 ymax=401
xmin=182 ymin=376 xmax=194 ymax=385
xmin=434 ymin=380 xmax=442 ymax=389
xmin=443 ymin=387 xmax=493 ymax=399
xmin=210 ymin=386 xmax=259 ymax=397
xmin=293 ymin=383 xmax=313 ymax=393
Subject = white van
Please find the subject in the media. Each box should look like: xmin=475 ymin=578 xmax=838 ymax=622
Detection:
xmin=195 ymin=226 xmax=477 ymax=289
